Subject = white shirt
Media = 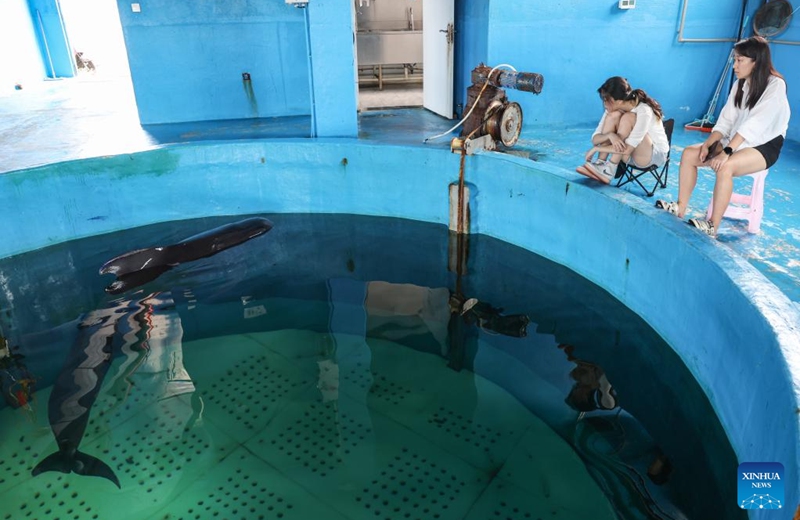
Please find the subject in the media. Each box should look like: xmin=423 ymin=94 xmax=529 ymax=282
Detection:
xmin=592 ymin=103 xmax=670 ymax=154
xmin=712 ymin=75 xmax=790 ymax=149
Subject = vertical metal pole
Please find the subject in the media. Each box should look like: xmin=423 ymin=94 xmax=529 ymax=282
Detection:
xmin=303 ymin=6 xmax=317 ymax=138
xmin=36 ymin=9 xmax=56 ymax=79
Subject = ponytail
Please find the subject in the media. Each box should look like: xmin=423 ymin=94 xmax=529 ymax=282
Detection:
xmin=628 ymin=89 xmax=663 ymax=120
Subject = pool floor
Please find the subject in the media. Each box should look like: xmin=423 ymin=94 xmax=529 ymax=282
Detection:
xmin=0 ymin=330 xmax=620 ymax=520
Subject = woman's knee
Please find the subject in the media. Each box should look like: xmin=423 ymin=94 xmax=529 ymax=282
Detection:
xmin=620 ymin=112 xmax=636 ymax=126
xmin=715 ymin=164 xmax=735 ymax=181
xmin=604 ymin=111 xmax=622 ymax=128
xmin=680 ymin=145 xmax=701 ymax=165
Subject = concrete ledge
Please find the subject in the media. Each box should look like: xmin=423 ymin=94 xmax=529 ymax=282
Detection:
xmin=2 ymin=139 xmax=799 ymax=514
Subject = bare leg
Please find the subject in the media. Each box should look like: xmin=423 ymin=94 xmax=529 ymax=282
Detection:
xmin=629 ymin=134 xmax=655 ymax=168
xmin=677 ymin=143 xmax=706 ymax=218
xmin=709 ymin=148 xmax=767 ymax=229
xmin=606 ymin=112 xmax=636 ymax=165
xmin=596 ymin=111 xmax=622 ymax=161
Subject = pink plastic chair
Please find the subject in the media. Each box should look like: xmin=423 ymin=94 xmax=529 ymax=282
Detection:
xmin=706 ymin=169 xmax=769 ymax=233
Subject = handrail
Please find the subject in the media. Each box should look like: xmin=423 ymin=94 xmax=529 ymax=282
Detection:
xmin=677 ymin=0 xmax=739 ymax=42
xmin=678 ymin=0 xmax=800 ymax=45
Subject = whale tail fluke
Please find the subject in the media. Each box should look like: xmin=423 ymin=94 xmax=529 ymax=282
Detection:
xmin=33 ymin=450 xmax=121 ymax=488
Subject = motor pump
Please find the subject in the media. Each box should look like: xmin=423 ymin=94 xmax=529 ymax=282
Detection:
xmin=452 ymin=64 xmax=544 ymax=154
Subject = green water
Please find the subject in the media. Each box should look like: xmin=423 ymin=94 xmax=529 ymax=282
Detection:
xmin=0 ymin=214 xmax=743 ymax=519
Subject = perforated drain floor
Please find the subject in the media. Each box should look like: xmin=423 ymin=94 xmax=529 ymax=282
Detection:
xmin=353 ymin=447 xmax=469 ymax=519
xmin=2 ymin=475 xmax=98 ymax=520
xmin=181 ymin=335 xmax=314 ymax=443
xmin=149 ymin=446 xmax=344 ymax=520
xmin=0 ymin=331 xmax=617 ymax=520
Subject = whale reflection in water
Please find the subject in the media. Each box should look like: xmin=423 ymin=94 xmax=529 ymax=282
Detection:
xmin=32 ymin=294 xmax=182 ymax=488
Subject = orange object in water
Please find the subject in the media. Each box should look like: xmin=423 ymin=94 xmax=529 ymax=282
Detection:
xmin=15 ymin=388 xmax=28 ymax=406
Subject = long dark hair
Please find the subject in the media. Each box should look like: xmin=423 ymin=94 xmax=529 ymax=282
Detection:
xmin=597 ymin=76 xmax=663 ymax=120
xmin=733 ymin=36 xmax=784 ymax=110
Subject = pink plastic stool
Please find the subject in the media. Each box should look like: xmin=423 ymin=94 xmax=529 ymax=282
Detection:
xmin=706 ymin=169 xmax=769 ymax=233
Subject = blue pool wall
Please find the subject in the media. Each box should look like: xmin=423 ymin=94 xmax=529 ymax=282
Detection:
xmin=1 ymin=140 xmax=799 ymax=516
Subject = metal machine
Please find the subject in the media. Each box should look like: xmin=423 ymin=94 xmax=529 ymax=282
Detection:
xmin=452 ymin=64 xmax=544 ymax=155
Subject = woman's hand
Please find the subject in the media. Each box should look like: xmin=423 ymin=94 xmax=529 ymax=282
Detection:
xmin=606 ymin=133 xmax=626 ymax=152
xmin=699 ymin=142 xmax=714 ymax=163
xmin=585 ymin=147 xmax=597 ymax=163
xmin=710 ymin=151 xmax=729 ymax=172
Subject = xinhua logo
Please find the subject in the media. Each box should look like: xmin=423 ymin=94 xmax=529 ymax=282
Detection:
xmin=738 ymin=462 xmax=784 ymax=510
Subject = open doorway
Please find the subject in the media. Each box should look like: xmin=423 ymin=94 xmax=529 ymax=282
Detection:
xmin=354 ymin=0 xmax=423 ymax=111
xmin=59 ymin=0 xmax=131 ymax=80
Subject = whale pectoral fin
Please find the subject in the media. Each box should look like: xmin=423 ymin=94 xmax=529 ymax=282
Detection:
xmin=105 ymin=264 xmax=172 ymax=295
xmin=33 ymin=450 xmax=121 ymax=488
xmin=74 ymin=451 xmax=121 ymax=488
xmin=100 ymin=246 xmax=172 ymax=276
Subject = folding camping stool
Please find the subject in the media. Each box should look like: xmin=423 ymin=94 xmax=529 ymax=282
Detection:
xmin=615 ymin=118 xmax=675 ymax=197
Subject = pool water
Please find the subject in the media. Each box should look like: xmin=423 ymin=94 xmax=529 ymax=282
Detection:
xmin=0 ymin=214 xmax=744 ymax=520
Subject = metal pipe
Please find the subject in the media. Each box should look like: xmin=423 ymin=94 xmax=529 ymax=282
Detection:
xmin=677 ymin=0 xmax=739 ymax=43
xmin=471 ymin=66 xmax=543 ymax=94
xmin=303 ymin=7 xmax=317 ymax=137
xmin=457 ymin=150 xmax=465 ymax=235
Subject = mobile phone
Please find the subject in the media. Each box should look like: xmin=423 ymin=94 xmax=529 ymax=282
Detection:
xmin=706 ymin=141 xmax=721 ymax=160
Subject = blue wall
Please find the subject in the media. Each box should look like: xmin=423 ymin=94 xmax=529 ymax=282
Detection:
xmin=28 ymin=0 xmax=75 ymax=78
xmin=485 ymin=0 xmax=738 ymax=128
xmin=456 ymin=0 xmax=798 ymax=140
xmin=308 ymin=0 xmax=359 ymax=137
xmin=108 ymin=0 xmax=800 ymax=140
xmin=4 ymin=0 xmax=798 ymax=138
xmin=115 ymin=0 xmax=312 ymax=125
xmin=454 ymin=0 xmax=489 ymax=116
xmin=770 ymin=26 xmax=800 ymax=139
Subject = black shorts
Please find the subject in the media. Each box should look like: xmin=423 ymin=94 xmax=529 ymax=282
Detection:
xmin=754 ymin=135 xmax=784 ymax=169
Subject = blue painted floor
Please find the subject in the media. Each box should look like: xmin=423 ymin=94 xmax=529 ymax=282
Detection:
xmin=1 ymin=75 xmax=798 ymax=303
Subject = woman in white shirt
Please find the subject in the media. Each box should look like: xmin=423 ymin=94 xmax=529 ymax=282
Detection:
xmin=577 ymin=76 xmax=669 ymax=184
xmin=656 ymin=36 xmax=790 ymax=237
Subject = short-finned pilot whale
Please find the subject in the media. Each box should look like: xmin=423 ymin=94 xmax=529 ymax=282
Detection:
xmin=100 ymin=217 xmax=273 ymax=294
xmin=32 ymin=305 xmax=127 ymax=487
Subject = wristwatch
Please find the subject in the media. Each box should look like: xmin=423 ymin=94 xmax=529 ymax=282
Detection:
xmin=723 ymin=146 xmax=733 ymax=156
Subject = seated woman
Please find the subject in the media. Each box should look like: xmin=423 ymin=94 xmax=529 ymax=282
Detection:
xmin=655 ymin=36 xmax=790 ymax=237
xmin=577 ymin=76 xmax=669 ymax=184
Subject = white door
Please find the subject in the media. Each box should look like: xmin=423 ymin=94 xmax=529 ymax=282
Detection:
xmin=423 ymin=0 xmax=454 ymax=119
